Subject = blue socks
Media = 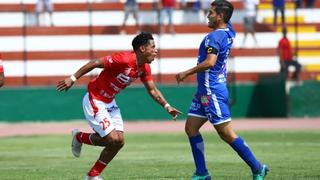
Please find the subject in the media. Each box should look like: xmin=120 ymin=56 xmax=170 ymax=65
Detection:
xmin=189 ymin=134 xmax=208 ymax=175
xmin=230 ymin=137 xmax=262 ymax=174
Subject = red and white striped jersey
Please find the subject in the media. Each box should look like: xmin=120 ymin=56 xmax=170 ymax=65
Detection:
xmin=88 ymin=51 xmax=152 ymax=103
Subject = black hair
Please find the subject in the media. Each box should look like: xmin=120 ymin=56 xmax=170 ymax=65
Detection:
xmin=211 ymin=0 xmax=234 ymax=23
xmin=132 ymin=32 xmax=154 ymax=51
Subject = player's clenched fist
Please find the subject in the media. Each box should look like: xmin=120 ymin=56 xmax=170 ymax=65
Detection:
xmin=176 ymin=71 xmax=187 ymax=84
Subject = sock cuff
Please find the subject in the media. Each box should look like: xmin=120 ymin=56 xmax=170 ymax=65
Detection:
xmin=230 ymin=136 xmax=243 ymax=147
xmin=98 ymin=160 xmax=107 ymax=166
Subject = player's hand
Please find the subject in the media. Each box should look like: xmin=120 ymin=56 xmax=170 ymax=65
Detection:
xmin=56 ymin=77 xmax=74 ymax=92
xmin=176 ymin=72 xmax=187 ymax=84
xmin=166 ymin=106 xmax=182 ymax=121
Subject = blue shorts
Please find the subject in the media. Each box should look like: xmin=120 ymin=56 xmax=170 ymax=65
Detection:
xmin=188 ymin=91 xmax=231 ymax=125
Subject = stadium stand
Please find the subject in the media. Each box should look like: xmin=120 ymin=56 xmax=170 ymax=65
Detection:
xmin=1 ymin=0 xmax=320 ymax=86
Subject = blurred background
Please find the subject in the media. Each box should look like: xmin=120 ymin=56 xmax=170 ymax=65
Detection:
xmin=0 ymin=0 xmax=320 ymax=122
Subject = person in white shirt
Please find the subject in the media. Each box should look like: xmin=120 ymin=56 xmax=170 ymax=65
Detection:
xmin=36 ymin=0 xmax=54 ymax=26
xmin=242 ymin=0 xmax=259 ymax=47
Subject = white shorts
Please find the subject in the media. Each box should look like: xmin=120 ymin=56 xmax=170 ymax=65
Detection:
xmin=82 ymin=93 xmax=124 ymax=137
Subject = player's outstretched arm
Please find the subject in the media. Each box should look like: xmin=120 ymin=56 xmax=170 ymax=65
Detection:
xmin=143 ymin=80 xmax=182 ymax=120
xmin=176 ymin=54 xmax=217 ymax=84
xmin=56 ymin=58 xmax=104 ymax=92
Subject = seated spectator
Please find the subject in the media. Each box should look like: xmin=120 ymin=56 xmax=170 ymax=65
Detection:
xmin=36 ymin=0 xmax=54 ymax=26
xmin=121 ymin=0 xmax=140 ymax=34
xmin=278 ymin=28 xmax=301 ymax=81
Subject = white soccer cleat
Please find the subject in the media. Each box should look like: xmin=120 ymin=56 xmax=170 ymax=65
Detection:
xmin=71 ymin=128 xmax=82 ymax=158
xmin=85 ymin=175 xmax=104 ymax=180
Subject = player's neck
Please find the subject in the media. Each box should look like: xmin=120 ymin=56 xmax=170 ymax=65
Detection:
xmin=217 ymin=23 xmax=227 ymax=29
xmin=136 ymin=55 xmax=143 ymax=67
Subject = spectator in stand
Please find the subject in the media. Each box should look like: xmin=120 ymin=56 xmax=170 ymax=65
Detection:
xmin=278 ymin=28 xmax=301 ymax=81
xmin=36 ymin=0 xmax=54 ymax=26
xmin=0 ymin=54 xmax=4 ymax=87
xmin=296 ymin=0 xmax=316 ymax=8
xmin=242 ymin=0 xmax=259 ymax=47
xmin=306 ymin=0 xmax=316 ymax=8
xmin=121 ymin=0 xmax=140 ymax=34
xmin=272 ymin=0 xmax=285 ymax=27
xmin=159 ymin=0 xmax=177 ymax=34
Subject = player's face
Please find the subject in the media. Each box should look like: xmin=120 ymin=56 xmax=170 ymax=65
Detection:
xmin=142 ymin=40 xmax=158 ymax=64
xmin=207 ymin=6 xmax=220 ymax=29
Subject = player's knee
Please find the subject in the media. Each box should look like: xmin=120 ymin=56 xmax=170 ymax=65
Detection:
xmin=114 ymin=138 xmax=125 ymax=149
xmin=106 ymin=136 xmax=124 ymax=149
xmin=217 ymin=130 xmax=236 ymax=144
xmin=185 ymin=125 xmax=199 ymax=137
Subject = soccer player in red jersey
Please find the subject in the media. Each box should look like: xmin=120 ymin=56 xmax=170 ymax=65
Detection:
xmin=56 ymin=32 xmax=181 ymax=180
xmin=0 ymin=54 xmax=4 ymax=87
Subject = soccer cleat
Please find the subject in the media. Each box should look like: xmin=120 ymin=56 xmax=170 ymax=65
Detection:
xmin=71 ymin=128 xmax=82 ymax=158
xmin=85 ymin=175 xmax=103 ymax=180
xmin=191 ymin=172 xmax=211 ymax=180
xmin=253 ymin=164 xmax=269 ymax=180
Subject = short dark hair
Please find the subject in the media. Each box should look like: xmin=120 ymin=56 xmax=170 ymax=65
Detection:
xmin=211 ymin=0 xmax=234 ymax=23
xmin=132 ymin=32 xmax=154 ymax=51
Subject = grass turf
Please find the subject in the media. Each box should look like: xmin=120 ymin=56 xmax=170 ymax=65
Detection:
xmin=0 ymin=130 xmax=320 ymax=180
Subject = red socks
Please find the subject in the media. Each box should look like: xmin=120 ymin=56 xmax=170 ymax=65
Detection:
xmin=87 ymin=160 xmax=107 ymax=177
xmin=76 ymin=132 xmax=93 ymax=145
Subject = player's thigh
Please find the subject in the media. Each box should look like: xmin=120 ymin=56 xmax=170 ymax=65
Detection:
xmin=90 ymin=129 xmax=117 ymax=146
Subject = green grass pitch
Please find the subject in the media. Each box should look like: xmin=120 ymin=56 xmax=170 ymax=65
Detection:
xmin=1 ymin=130 xmax=320 ymax=180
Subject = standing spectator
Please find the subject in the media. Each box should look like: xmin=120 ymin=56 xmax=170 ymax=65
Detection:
xmin=121 ymin=0 xmax=140 ymax=34
xmin=36 ymin=0 xmax=54 ymax=26
xmin=242 ymin=0 xmax=259 ymax=47
xmin=159 ymin=0 xmax=176 ymax=34
xmin=278 ymin=28 xmax=301 ymax=80
xmin=0 ymin=54 xmax=4 ymax=87
xmin=272 ymin=0 xmax=285 ymax=27
xmin=200 ymin=0 xmax=212 ymax=23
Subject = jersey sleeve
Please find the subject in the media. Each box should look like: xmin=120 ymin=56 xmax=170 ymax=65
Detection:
xmin=140 ymin=64 xmax=153 ymax=82
xmin=206 ymin=32 xmax=223 ymax=53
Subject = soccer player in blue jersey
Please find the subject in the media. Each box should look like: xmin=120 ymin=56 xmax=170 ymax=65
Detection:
xmin=175 ymin=0 xmax=269 ymax=180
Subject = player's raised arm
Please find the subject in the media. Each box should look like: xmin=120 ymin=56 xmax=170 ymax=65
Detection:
xmin=56 ymin=58 xmax=104 ymax=92
xmin=143 ymin=80 xmax=182 ymax=120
